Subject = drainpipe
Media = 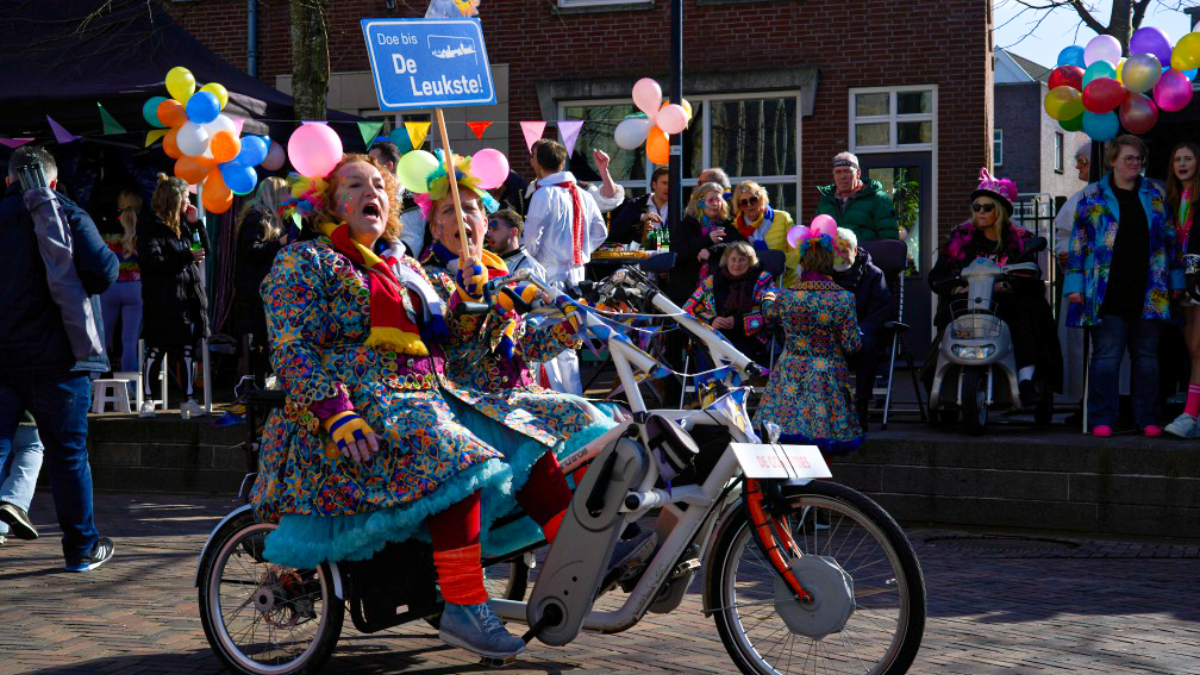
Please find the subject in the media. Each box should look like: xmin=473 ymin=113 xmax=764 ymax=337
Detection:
xmin=247 ymin=0 xmax=258 ymax=78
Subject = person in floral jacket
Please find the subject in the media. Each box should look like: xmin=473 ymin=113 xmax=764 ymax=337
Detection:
xmin=683 ymin=241 xmax=775 ymax=365
xmin=1065 ymin=135 xmax=1185 ymax=438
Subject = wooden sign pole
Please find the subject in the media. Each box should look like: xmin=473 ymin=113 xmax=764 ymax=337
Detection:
xmin=434 ymin=108 xmax=472 ymax=268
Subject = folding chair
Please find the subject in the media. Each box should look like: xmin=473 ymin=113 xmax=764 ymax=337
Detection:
xmin=858 ymin=240 xmax=927 ymax=429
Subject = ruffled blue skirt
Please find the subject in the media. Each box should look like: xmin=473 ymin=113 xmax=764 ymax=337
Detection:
xmin=263 ymin=396 xmax=618 ymax=568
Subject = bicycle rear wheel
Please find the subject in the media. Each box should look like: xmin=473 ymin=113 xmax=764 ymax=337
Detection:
xmin=708 ymin=481 xmax=926 ymax=675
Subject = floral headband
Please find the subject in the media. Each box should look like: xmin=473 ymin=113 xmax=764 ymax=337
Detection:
xmin=409 ymin=149 xmax=499 ymax=222
xmin=277 ymin=173 xmax=329 ymax=223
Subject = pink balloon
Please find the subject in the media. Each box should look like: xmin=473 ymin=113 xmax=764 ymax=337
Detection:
xmin=262 ymin=140 xmax=286 ymax=171
xmin=786 ymin=224 xmax=811 ymax=249
xmin=657 ymin=104 xmax=689 ymax=134
xmin=632 ymin=78 xmax=662 ymax=118
xmin=470 ymin=148 xmax=510 ymax=190
xmin=287 ymin=122 xmax=343 ymax=178
xmin=811 ymin=214 xmax=838 ymax=238
xmin=1153 ymin=69 xmax=1194 ymax=112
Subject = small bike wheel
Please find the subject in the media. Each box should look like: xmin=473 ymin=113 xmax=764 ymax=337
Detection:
xmin=708 ymin=481 xmax=926 ymax=675
xmin=198 ymin=509 xmax=344 ymax=675
xmin=486 ymin=557 xmax=530 ymax=601
xmin=961 ymin=369 xmax=988 ymax=436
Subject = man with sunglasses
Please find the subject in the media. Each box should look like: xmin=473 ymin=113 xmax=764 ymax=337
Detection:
xmin=486 ymin=208 xmax=546 ymax=280
xmin=815 ymin=152 xmax=899 ymax=242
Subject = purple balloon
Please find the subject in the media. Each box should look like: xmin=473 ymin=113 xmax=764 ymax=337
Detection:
xmin=786 ymin=224 xmax=811 ymax=250
xmin=1130 ymin=27 xmax=1173 ymax=65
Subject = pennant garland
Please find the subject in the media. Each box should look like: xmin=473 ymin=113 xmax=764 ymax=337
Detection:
xmin=466 ymin=121 xmax=492 ymax=140
xmin=357 ymin=121 xmax=385 ymax=148
xmin=46 ymin=115 xmax=81 ymax=144
xmin=144 ymin=129 xmax=169 ymax=147
xmin=0 ymin=137 xmax=34 ymax=149
xmin=96 ymin=103 xmax=126 ymax=135
xmin=405 ymin=121 xmax=432 ymax=150
xmin=520 ymin=121 xmax=546 ymax=153
xmin=558 ymin=120 xmax=584 ymax=158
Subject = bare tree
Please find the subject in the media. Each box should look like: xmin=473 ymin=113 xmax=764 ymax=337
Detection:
xmin=1001 ymin=0 xmax=1161 ymax=53
xmin=290 ymin=0 xmax=330 ymax=120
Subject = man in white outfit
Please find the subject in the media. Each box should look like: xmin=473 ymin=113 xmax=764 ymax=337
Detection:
xmin=522 ymin=138 xmax=607 ymax=395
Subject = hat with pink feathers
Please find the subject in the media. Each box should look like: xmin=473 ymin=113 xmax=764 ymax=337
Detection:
xmin=970 ymin=168 xmax=1017 ymax=214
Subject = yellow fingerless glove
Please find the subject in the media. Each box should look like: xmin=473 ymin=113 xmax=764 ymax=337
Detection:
xmin=323 ymin=411 xmax=376 ymax=452
xmin=495 ymin=283 xmax=540 ymax=314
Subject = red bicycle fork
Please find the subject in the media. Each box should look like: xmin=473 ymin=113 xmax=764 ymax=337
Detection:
xmin=744 ymin=478 xmax=813 ymax=604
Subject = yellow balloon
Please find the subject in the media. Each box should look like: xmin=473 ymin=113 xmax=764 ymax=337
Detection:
xmin=1044 ymin=86 xmax=1084 ymax=121
xmin=166 ymin=66 xmax=196 ymax=104
xmin=681 ymin=98 xmax=693 ymax=121
xmin=1115 ymin=58 xmax=1126 ymax=83
xmin=199 ymin=83 xmax=228 ymax=111
xmin=1172 ymin=32 xmax=1200 ymax=72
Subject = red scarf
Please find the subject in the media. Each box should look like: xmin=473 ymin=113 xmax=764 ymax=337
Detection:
xmin=557 ymin=181 xmax=586 ymax=264
xmin=321 ymin=220 xmax=429 ymax=356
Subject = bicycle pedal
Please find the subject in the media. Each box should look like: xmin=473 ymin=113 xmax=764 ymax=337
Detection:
xmin=480 ymin=655 xmax=518 ymax=668
xmin=670 ymin=558 xmax=701 ymax=580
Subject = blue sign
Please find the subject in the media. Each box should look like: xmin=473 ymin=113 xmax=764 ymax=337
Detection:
xmin=361 ymin=18 xmax=497 ymax=110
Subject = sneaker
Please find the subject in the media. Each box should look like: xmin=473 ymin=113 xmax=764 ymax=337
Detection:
xmin=1143 ymin=425 xmax=1163 ymax=438
xmin=180 ymin=398 xmax=205 ymax=419
xmin=0 ymin=501 xmax=38 ymax=540
xmin=438 ymin=601 xmax=525 ymax=659
xmin=138 ymin=400 xmax=157 ymax=418
xmin=0 ymin=535 xmax=7 ymax=545
xmin=1092 ymin=425 xmax=1113 ymax=438
xmin=64 ymin=536 xmax=114 ymax=572
xmin=1164 ymin=413 xmax=1199 ymax=439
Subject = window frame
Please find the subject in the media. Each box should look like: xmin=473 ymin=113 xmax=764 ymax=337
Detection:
xmin=848 ymin=85 xmax=937 ymax=154
xmin=557 ymin=0 xmax=642 ymax=6
xmin=994 ymin=129 xmax=1004 ymax=168
xmin=557 ymin=89 xmax=803 ymax=207
xmin=1054 ymin=132 xmax=1064 ymax=174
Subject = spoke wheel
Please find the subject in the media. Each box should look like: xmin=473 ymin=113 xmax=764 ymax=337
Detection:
xmin=708 ymin=481 xmax=926 ymax=675
xmin=198 ymin=510 xmax=343 ymax=675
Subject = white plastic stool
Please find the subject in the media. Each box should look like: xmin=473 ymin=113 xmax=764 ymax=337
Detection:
xmin=91 ymin=379 xmax=132 ymax=414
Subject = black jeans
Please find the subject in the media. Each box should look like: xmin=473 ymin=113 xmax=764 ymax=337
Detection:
xmin=996 ymin=298 xmax=1040 ymax=370
xmin=847 ymin=330 xmax=885 ymax=404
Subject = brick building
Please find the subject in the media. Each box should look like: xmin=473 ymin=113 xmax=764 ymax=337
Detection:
xmin=167 ymin=0 xmax=994 ymax=339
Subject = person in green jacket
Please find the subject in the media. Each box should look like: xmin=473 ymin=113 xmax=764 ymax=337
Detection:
xmin=815 ymin=152 xmax=900 ymax=242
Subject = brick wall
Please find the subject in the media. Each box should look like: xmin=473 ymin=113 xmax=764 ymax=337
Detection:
xmin=165 ymin=0 xmax=990 ymax=238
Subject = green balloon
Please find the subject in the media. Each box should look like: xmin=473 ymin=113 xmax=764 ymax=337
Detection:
xmin=396 ymin=150 xmax=440 ymax=193
xmin=1082 ymin=61 xmax=1116 ymax=88
xmin=1060 ymin=113 xmax=1084 ymax=132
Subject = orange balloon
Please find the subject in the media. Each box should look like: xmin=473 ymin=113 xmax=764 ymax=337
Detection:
xmin=211 ymin=131 xmax=241 ymax=163
xmin=163 ymin=127 xmax=182 ymax=159
xmin=156 ymin=99 xmax=187 ymax=128
xmin=202 ymin=172 xmax=233 ymax=213
xmin=646 ymin=127 xmax=669 ymax=165
xmin=175 ymin=156 xmax=211 ymax=184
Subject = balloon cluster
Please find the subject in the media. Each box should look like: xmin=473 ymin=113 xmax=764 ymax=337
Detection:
xmin=1045 ymin=29 xmax=1200 ymax=142
xmin=143 ymin=67 xmax=278 ymax=213
xmin=613 ymin=78 xmax=693 ymax=165
xmin=786 ymin=214 xmax=838 ymax=255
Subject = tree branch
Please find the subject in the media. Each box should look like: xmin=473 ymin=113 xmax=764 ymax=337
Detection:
xmin=1069 ymin=0 xmax=1109 ymax=34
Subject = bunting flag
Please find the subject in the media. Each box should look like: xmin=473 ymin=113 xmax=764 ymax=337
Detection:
xmin=466 ymin=121 xmax=492 ymax=140
xmin=0 ymin=137 xmax=35 ymax=149
xmin=96 ymin=103 xmax=126 ymax=135
xmin=144 ymin=129 xmax=169 ymax=147
xmin=405 ymin=121 xmax=431 ymax=150
xmin=559 ymin=120 xmax=584 ymax=158
xmin=231 ymin=117 xmax=246 ymax=135
xmin=46 ymin=115 xmax=81 ymax=144
xmin=357 ymin=121 xmax=385 ymax=148
xmin=520 ymin=121 xmax=546 ymax=153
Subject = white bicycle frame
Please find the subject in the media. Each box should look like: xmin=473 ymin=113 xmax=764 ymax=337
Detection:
xmin=489 ymin=269 xmax=765 ymax=633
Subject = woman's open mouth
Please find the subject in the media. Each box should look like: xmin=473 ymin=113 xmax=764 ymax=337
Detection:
xmin=361 ymin=203 xmax=382 ymax=221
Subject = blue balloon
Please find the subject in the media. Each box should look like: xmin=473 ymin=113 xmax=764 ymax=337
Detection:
xmin=1057 ymin=45 xmax=1086 ymax=69
xmin=222 ymin=163 xmax=258 ymax=196
xmin=1082 ymin=110 xmax=1119 ymax=142
xmin=186 ymin=91 xmax=221 ymax=125
xmin=235 ymin=135 xmax=269 ymax=167
xmin=143 ymin=96 xmax=168 ymax=128
xmin=1186 ymin=69 xmax=1199 ymax=82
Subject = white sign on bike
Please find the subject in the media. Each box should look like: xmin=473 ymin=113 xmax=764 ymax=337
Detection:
xmin=729 ymin=443 xmax=832 ymax=480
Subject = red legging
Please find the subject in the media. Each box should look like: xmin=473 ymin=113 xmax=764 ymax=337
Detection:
xmin=428 ymin=452 xmax=572 ymax=604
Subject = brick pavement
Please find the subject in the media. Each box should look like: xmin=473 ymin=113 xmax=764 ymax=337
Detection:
xmin=2 ymin=492 xmax=1200 ymax=675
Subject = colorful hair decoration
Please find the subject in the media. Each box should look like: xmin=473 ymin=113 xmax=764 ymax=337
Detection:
xmin=409 ymin=149 xmax=499 ymax=221
xmin=277 ymin=172 xmax=329 ymax=223
xmin=972 ymin=167 xmax=1018 ymax=211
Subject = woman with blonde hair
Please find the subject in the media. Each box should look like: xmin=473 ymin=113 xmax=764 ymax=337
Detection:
xmin=234 ymin=176 xmax=292 ymax=386
xmin=665 ymin=181 xmax=742 ymax=304
xmin=137 ymin=174 xmax=208 ymax=417
xmin=683 ymin=240 xmax=776 ymax=364
xmin=730 ymin=180 xmax=798 ymax=286
xmin=97 ymin=184 xmax=145 ymax=372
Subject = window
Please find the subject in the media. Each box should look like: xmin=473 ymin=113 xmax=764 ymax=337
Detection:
xmin=994 ymin=129 xmax=1004 ymax=167
xmin=557 ymin=0 xmax=642 ymax=6
xmin=1054 ymin=132 xmax=1064 ymax=174
xmin=559 ymin=91 xmax=802 ymax=215
xmin=849 ymin=86 xmax=936 ymax=153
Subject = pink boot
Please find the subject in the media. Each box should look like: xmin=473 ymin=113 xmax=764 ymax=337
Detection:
xmin=1092 ymin=425 xmax=1113 ymax=438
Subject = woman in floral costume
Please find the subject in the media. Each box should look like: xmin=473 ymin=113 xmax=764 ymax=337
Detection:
xmin=754 ymin=226 xmax=863 ymax=453
xmin=250 ymin=154 xmax=610 ymax=659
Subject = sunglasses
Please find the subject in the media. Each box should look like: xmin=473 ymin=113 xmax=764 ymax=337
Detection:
xmin=703 ymin=194 xmax=725 ymax=204
xmin=971 ymin=202 xmax=996 ymax=213
xmin=738 ymin=195 xmax=760 ymax=207
xmin=1075 ymin=157 xmax=1090 ymax=168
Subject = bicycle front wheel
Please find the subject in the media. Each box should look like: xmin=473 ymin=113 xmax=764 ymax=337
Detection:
xmin=708 ymin=481 xmax=926 ymax=675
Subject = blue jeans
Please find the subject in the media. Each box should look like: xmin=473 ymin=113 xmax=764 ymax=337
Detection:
xmin=0 ymin=424 xmax=44 ymax=536
xmin=0 ymin=373 xmax=98 ymax=563
xmin=1089 ymin=316 xmax=1162 ymax=429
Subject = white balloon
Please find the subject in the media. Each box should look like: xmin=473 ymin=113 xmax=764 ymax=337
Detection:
xmin=614 ymin=117 xmax=654 ymax=150
xmin=202 ymin=114 xmax=236 ymax=137
xmin=177 ymin=121 xmax=211 ymax=157
xmin=657 ymin=104 xmax=689 ymax=135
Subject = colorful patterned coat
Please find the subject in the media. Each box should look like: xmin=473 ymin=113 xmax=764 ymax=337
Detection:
xmin=251 ymin=239 xmax=594 ymax=533
xmin=753 ymin=279 xmax=863 ymax=454
xmin=682 ymin=270 xmax=776 ymax=345
xmin=1064 ymin=174 xmax=1184 ymax=327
